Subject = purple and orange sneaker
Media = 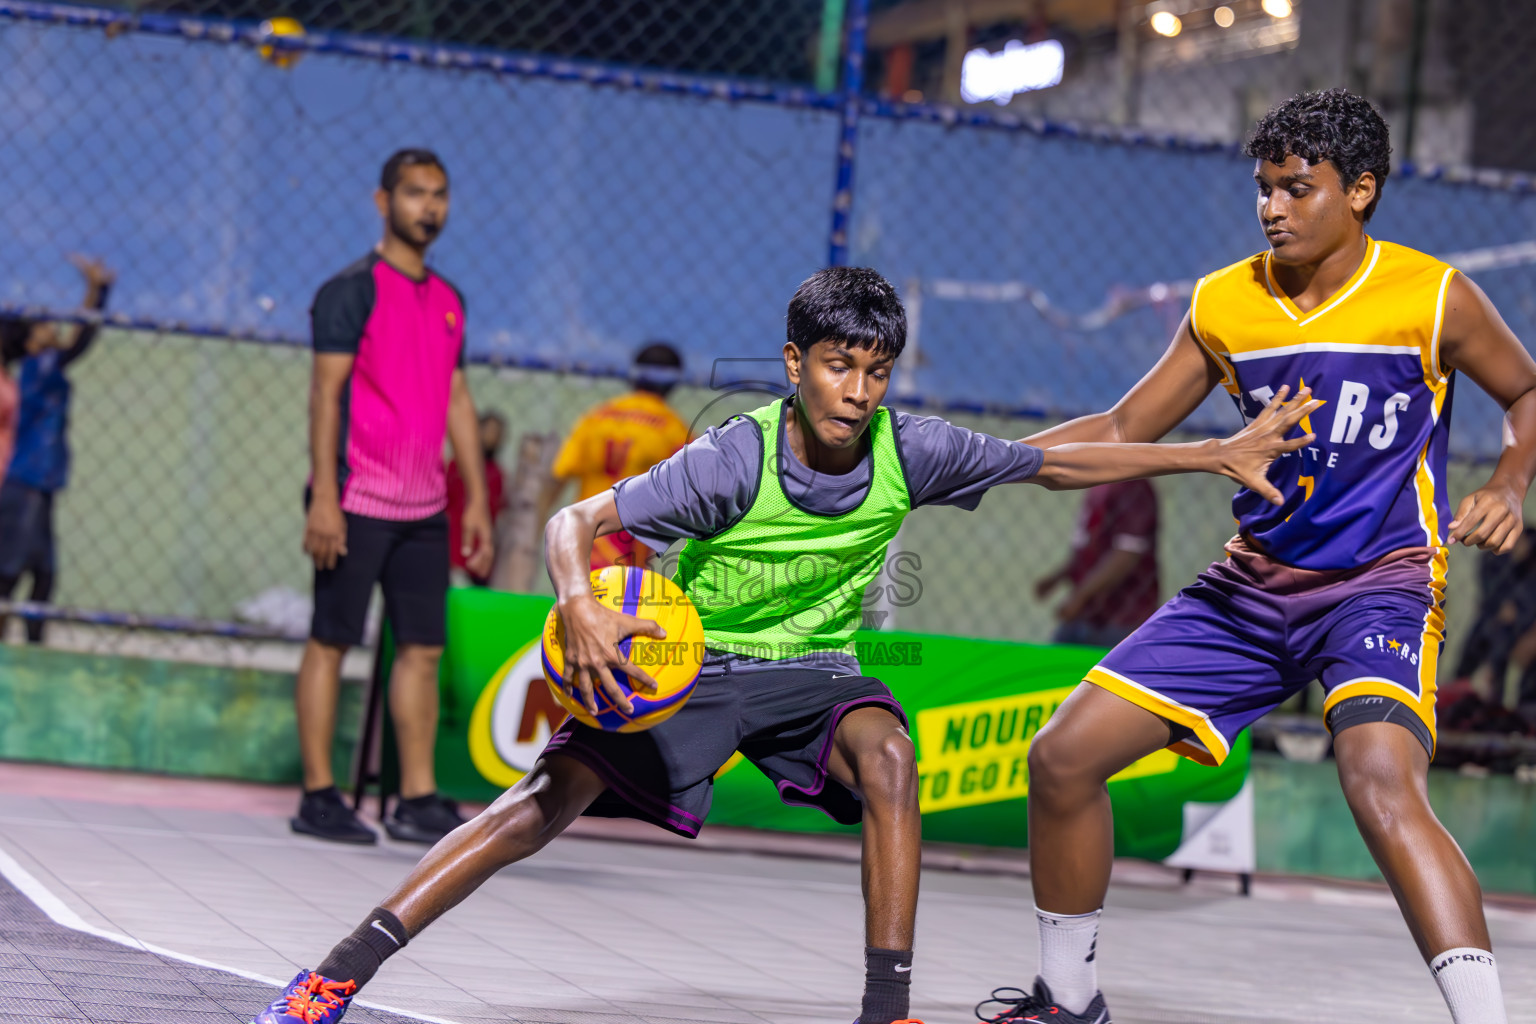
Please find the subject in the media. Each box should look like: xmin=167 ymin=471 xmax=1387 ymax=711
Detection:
xmin=254 ymin=970 xmax=358 ymax=1023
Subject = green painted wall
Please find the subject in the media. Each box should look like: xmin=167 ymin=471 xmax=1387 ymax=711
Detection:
xmin=0 ymin=644 xmax=361 ymax=784
xmin=1252 ymin=753 xmax=1536 ymax=895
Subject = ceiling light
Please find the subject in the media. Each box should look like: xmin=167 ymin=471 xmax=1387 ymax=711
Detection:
xmin=1150 ymin=10 xmax=1182 ymax=36
xmin=1214 ymin=6 xmax=1235 ymax=28
xmin=959 ymin=39 xmax=1065 ymax=105
xmin=1262 ymin=0 xmax=1293 ymax=17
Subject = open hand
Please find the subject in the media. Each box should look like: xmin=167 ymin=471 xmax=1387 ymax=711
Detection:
xmin=68 ymin=253 xmax=116 ymax=289
xmin=556 ymin=595 xmax=667 ymax=716
xmin=1449 ymin=483 xmax=1522 ymax=553
xmin=1212 ymin=385 xmax=1322 ymax=505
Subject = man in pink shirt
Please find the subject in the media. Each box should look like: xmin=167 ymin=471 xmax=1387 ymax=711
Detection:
xmin=294 ymin=149 xmax=493 ymax=845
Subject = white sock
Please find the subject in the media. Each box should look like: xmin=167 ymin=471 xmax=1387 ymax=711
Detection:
xmin=1431 ymin=948 xmax=1507 ymax=1024
xmin=1036 ymin=907 xmax=1100 ymax=1015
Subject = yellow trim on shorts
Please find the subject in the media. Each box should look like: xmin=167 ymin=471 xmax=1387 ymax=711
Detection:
xmin=1084 ymin=666 xmax=1230 ymax=767
xmin=1322 ymin=673 xmax=1439 ymax=756
xmin=1320 ymin=546 xmax=1444 ymax=757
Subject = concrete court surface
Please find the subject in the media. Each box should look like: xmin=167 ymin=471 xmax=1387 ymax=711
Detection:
xmin=0 ymin=762 xmax=1532 ymax=1024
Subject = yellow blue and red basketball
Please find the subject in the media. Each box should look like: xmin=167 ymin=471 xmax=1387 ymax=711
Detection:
xmin=541 ymin=566 xmax=704 ymax=732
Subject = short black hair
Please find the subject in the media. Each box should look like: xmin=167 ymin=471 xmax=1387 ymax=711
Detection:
xmin=786 ymin=267 xmax=905 ymax=359
xmin=633 ymin=341 xmax=683 ymax=397
xmin=1245 ymin=88 xmax=1393 ymax=220
xmin=380 ymin=148 xmax=448 ymax=192
xmin=0 ymin=317 xmax=36 ymax=367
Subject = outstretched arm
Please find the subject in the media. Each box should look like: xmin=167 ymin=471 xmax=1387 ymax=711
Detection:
xmin=1031 ymin=387 xmax=1319 ymax=503
xmin=57 ymin=256 xmax=114 ymax=366
xmin=1022 ymin=313 xmax=1224 ymax=446
xmin=1440 ymin=273 xmax=1536 ymax=552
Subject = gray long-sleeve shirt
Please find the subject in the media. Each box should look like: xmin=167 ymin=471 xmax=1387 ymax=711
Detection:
xmin=613 ymin=406 xmax=1043 ymax=676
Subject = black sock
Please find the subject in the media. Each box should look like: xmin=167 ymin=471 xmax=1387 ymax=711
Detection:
xmin=861 ymin=946 xmax=913 ymax=1024
xmin=316 ymin=907 xmax=409 ymax=989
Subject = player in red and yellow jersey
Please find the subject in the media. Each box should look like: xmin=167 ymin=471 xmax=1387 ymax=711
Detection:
xmin=975 ymin=90 xmax=1534 ymax=1024
xmin=542 ymin=342 xmax=691 ymax=569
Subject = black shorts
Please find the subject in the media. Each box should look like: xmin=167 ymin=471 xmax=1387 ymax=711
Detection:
xmin=311 ymin=510 xmax=449 ymax=648
xmin=543 ymin=662 xmax=906 ymax=838
xmin=0 ymin=480 xmax=55 ymax=580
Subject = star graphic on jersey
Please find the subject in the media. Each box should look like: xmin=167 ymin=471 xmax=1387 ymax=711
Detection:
xmin=1387 ymin=639 xmax=1402 ymax=651
xmin=1297 ymin=376 xmax=1326 ymax=436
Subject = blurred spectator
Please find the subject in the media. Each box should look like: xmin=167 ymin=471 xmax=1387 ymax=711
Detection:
xmin=1036 ymin=479 xmax=1159 ymax=648
xmin=1437 ymin=529 xmax=1536 ymax=735
xmin=447 ymin=411 xmax=507 ymax=586
xmin=0 ymin=256 xmax=114 ymax=644
xmin=1446 ymin=529 xmax=1536 ymax=694
xmin=0 ymin=333 xmax=19 ymax=482
xmin=539 ymin=342 xmax=690 ymax=569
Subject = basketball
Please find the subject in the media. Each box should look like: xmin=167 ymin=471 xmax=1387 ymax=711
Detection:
xmin=257 ymin=17 xmax=305 ymax=68
xmin=541 ymin=566 xmax=705 ymax=732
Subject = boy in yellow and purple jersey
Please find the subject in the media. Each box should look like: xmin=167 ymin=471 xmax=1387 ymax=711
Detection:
xmin=975 ymin=90 xmax=1536 ymax=1024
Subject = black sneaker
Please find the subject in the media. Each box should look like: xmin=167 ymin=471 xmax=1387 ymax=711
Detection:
xmin=384 ymin=793 xmax=467 ymax=844
xmin=976 ymin=979 xmax=1109 ymax=1024
xmin=290 ymin=787 xmax=378 ymax=845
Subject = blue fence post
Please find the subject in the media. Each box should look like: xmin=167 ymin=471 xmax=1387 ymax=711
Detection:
xmin=825 ymin=0 xmax=869 ymax=267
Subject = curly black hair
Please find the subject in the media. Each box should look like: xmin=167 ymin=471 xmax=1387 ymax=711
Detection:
xmin=1245 ymin=88 xmax=1393 ymax=220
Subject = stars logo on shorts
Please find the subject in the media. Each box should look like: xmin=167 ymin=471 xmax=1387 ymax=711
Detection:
xmin=1362 ymin=633 xmax=1418 ymax=664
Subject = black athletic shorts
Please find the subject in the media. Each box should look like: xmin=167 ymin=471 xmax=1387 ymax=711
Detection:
xmin=0 ymin=479 xmax=55 ymax=581
xmin=544 ymin=661 xmax=906 ymax=838
xmin=310 ymin=509 xmax=449 ymax=648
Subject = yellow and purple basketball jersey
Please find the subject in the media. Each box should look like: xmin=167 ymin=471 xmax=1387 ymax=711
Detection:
xmin=1085 ymin=239 xmax=1459 ymax=766
xmin=1191 ymin=238 xmax=1458 ymax=573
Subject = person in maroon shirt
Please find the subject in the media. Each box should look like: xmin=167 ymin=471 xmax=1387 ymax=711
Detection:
xmin=446 ymin=411 xmax=507 ymax=586
xmin=1035 ymin=478 xmax=1160 ymax=647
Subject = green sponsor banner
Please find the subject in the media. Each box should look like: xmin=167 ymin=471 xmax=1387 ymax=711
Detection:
xmin=433 ymin=588 xmax=1249 ymax=861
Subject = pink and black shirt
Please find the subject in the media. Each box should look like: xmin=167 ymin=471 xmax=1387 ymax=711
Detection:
xmin=311 ymin=252 xmax=466 ymax=522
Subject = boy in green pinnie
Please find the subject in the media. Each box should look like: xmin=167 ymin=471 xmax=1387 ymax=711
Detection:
xmin=256 ymin=267 xmax=1317 ymax=1024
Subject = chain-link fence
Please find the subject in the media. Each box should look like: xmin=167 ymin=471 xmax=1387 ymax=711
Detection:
xmin=3 ymin=1 xmax=1536 ymax=716
xmin=85 ymin=0 xmax=834 ymax=83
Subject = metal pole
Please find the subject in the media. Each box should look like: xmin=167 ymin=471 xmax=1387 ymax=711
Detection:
xmin=827 ymin=0 xmax=870 ymax=267
xmin=1402 ymin=0 xmax=1430 ymax=164
xmin=1112 ymin=0 xmax=1140 ymax=127
xmin=815 ymin=0 xmax=848 ymax=94
xmin=350 ymin=622 xmax=391 ymax=811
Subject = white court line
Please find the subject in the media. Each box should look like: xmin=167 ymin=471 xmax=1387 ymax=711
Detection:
xmin=0 ymin=842 xmax=465 ymax=1024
